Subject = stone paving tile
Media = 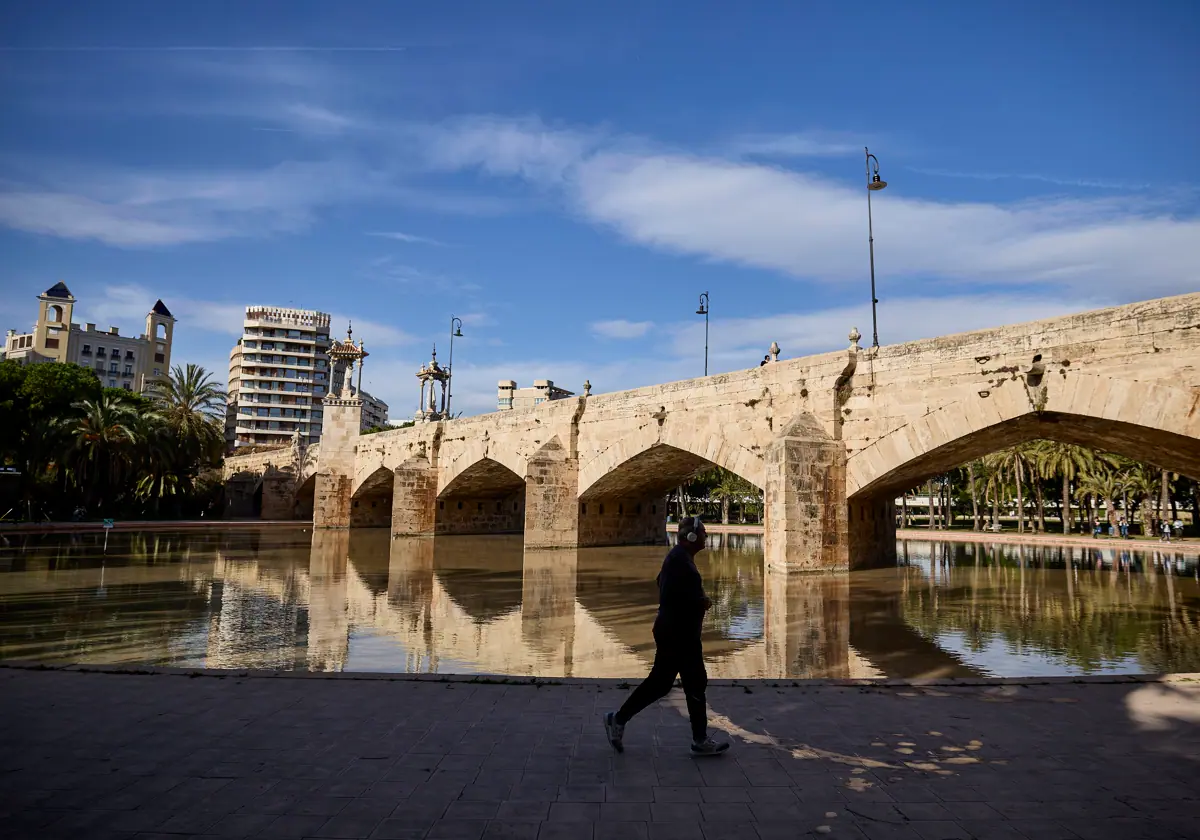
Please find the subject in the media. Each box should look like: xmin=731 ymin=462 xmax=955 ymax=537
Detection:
xmin=1 ymin=669 xmax=1197 ymax=840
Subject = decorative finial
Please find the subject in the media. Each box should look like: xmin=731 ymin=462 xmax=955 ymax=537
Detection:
xmin=347 ymin=320 xmax=353 ymax=340
xmin=848 ymin=327 xmax=861 ymax=350
xmin=583 ymin=379 xmax=592 ymax=397
xmin=769 ymin=341 xmax=780 ymax=362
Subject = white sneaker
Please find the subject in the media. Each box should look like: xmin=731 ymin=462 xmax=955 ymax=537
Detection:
xmin=604 ymin=711 xmax=625 ymax=753
xmin=691 ymin=736 xmax=730 ymax=756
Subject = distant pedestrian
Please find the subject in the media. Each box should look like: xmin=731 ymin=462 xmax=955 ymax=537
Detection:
xmin=1173 ymin=519 xmax=1184 ymax=539
xmin=1093 ymin=521 xmax=1102 ymax=539
xmin=1118 ymin=517 xmax=1129 ymax=539
xmin=759 ymin=355 xmax=770 ymax=367
xmin=605 ymin=517 xmax=730 ymax=756
xmin=1161 ymin=520 xmax=1172 ymax=542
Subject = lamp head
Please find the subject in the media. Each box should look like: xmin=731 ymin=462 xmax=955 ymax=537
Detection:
xmin=868 ymin=173 xmax=887 ymax=191
xmin=695 ymin=305 xmax=707 ymax=315
xmin=453 ymin=327 xmax=463 ymax=337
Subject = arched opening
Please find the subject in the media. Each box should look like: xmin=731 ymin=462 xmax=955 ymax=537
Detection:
xmin=850 ymin=411 xmax=1200 ymax=556
xmin=351 ymin=467 xmax=393 ymax=527
xmin=47 ymin=304 xmax=63 ymax=323
xmin=156 ymin=323 xmax=167 ymax=340
xmin=578 ymin=443 xmax=762 ymax=547
xmin=294 ymin=474 xmax=316 ymax=521
xmin=436 ymin=457 xmax=526 ymax=536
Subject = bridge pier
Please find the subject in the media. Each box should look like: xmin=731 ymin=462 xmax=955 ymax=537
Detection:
xmin=392 ymin=458 xmax=437 ymax=536
xmin=763 ymin=419 xmax=849 ymax=573
xmin=524 ymin=438 xmax=579 ymax=550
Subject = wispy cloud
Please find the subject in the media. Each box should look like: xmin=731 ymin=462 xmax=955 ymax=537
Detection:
xmin=907 ymin=166 xmax=1151 ymax=191
xmin=591 ymin=319 xmax=654 ymax=339
xmin=367 ymin=231 xmax=448 ymax=246
xmin=729 ymin=130 xmax=861 ymax=158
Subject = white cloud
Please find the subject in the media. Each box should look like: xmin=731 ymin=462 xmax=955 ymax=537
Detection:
xmin=329 ymin=314 xmax=414 ymax=348
xmin=729 ymin=130 xmax=861 ymax=158
xmin=591 ymin=319 xmax=654 ymax=339
xmin=391 ymin=116 xmax=1197 ymax=300
xmin=568 ymin=151 xmax=1198 ymax=299
xmin=366 ymin=231 xmax=447 ymax=246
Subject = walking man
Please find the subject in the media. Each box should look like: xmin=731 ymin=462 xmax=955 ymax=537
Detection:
xmin=604 ymin=516 xmax=730 ymax=756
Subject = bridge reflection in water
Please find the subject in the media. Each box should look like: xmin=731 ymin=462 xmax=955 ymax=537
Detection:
xmin=1 ymin=529 xmax=1195 ymax=678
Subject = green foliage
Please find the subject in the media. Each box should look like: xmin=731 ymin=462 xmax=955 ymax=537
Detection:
xmin=363 ymin=420 xmax=416 ymax=435
xmin=1 ymin=362 xmax=227 ymax=521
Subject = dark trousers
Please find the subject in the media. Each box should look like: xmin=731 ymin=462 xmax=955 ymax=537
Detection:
xmin=616 ymin=624 xmax=708 ymax=742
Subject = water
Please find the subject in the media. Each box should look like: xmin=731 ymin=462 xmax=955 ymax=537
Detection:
xmin=0 ymin=528 xmax=1196 ymax=679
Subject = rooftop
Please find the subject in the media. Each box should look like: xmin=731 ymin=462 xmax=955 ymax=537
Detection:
xmin=42 ymin=281 xmax=73 ymax=300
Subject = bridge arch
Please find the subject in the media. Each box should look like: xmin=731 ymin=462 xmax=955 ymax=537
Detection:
xmin=578 ymin=419 xmax=767 ymax=499
xmin=848 ymin=374 xmax=1200 ymax=499
xmin=439 ymin=442 xmax=527 ymax=497
xmin=575 ymin=413 xmax=789 ymax=546
xmin=350 ymin=466 xmax=393 ymax=527
xmin=436 ymin=456 xmax=526 ymax=536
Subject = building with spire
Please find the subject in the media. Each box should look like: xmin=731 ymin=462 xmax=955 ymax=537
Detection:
xmin=2 ymin=281 xmax=175 ymax=393
xmin=224 ymin=308 xmax=389 ymax=451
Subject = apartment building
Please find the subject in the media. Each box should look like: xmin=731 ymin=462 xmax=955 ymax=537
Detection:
xmin=225 ymin=306 xmax=332 ymax=450
xmin=2 ymin=282 xmax=175 ymax=392
xmin=224 ymin=306 xmax=390 ymax=450
xmin=496 ymin=379 xmax=575 ymax=410
xmin=330 ymin=363 xmax=390 ymax=430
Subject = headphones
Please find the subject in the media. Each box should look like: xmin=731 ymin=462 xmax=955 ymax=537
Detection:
xmin=684 ymin=516 xmax=702 ymax=543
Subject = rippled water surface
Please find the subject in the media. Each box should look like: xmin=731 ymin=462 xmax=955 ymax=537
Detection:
xmin=0 ymin=528 xmax=1196 ymax=678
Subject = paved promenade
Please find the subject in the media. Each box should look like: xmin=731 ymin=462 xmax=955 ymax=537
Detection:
xmin=1 ymin=667 xmax=1197 ymax=840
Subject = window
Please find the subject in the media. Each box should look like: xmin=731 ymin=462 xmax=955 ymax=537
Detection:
xmin=94 ymin=362 xmax=104 ymax=372
xmin=122 ymin=383 xmax=131 ymax=391
xmin=97 ymin=346 xmax=105 ymax=356
xmin=153 ymin=368 xmax=160 ymax=376
xmin=125 ymin=350 xmax=134 ymax=360
xmin=108 ymin=379 xmax=116 ymax=388
xmin=110 ymin=348 xmax=120 ymax=358
xmin=109 ymin=362 xmax=118 ymax=373
xmin=123 ymin=365 xmax=133 ymax=376
xmin=82 ymin=344 xmax=91 ymax=355
xmin=154 ymin=353 xmax=165 ymax=363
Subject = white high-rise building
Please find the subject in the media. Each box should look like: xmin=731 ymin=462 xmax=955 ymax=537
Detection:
xmin=224 ymin=306 xmax=391 ymax=450
xmin=225 ymin=307 xmax=332 ymax=450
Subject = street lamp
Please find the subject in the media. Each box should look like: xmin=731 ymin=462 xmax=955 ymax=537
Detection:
xmin=865 ymin=146 xmax=887 ymax=348
xmin=446 ymin=316 xmax=463 ymax=418
xmin=695 ymin=292 xmax=709 ymax=376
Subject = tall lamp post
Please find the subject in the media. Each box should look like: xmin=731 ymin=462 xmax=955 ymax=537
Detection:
xmin=865 ymin=147 xmax=887 ymax=348
xmin=446 ymin=316 xmax=463 ymax=418
xmin=695 ymin=292 xmax=709 ymax=376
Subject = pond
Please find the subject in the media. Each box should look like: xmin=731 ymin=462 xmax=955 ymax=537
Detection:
xmin=0 ymin=528 xmax=1195 ymax=679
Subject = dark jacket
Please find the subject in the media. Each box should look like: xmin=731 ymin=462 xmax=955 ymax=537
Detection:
xmin=654 ymin=544 xmax=706 ymax=636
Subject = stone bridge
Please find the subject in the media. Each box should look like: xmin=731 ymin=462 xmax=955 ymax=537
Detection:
xmin=224 ymin=294 xmax=1200 ymax=571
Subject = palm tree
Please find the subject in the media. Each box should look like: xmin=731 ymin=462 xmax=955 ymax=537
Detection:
xmin=710 ymin=470 xmax=744 ymax=525
xmin=150 ymin=363 xmax=226 ymax=471
xmin=967 ymin=461 xmax=982 ymax=530
xmin=66 ymin=394 xmax=140 ymax=512
xmin=1075 ymin=467 xmax=1122 ymax=533
xmin=1120 ymin=464 xmax=1161 ymax=537
xmin=984 ymin=447 xmax=1032 ymax=532
xmin=1031 ymin=442 xmax=1098 ymax=534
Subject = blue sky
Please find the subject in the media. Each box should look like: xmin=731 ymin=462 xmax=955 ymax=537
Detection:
xmin=2 ymin=1 xmax=1197 ymax=416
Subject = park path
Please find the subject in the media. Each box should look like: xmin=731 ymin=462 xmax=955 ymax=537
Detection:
xmin=1 ymin=666 xmax=1198 ymax=840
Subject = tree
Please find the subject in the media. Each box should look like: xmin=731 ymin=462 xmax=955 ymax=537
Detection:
xmin=1075 ymin=467 xmax=1121 ymax=532
xmin=967 ymin=461 xmax=981 ymax=530
xmin=1030 ymin=442 xmax=1099 ymax=534
xmin=64 ymin=394 xmax=140 ymax=513
xmin=149 ymin=364 xmax=226 ymax=480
